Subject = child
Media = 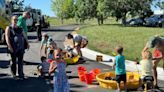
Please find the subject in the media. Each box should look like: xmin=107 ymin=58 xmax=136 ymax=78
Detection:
xmin=37 ymin=56 xmax=50 ymax=77
xmin=40 ymin=33 xmax=50 ymax=57
xmin=64 ymin=33 xmax=74 ymax=58
xmin=137 ymin=50 xmax=154 ymax=91
xmin=49 ymin=48 xmax=70 ymax=92
xmin=47 ymin=49 xmax=54 ymax=60
xmin=47 ymin=39 xmax=57 ymax=59
xmin=112 ymin=46 xmax=127 ymax=92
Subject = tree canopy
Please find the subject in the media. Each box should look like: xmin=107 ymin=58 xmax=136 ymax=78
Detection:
xmin=51 ymin=0 xmax=159 ymax=25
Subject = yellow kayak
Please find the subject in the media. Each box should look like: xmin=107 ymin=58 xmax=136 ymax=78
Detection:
xmin=64 ymin=55 xmax=80 ymax=64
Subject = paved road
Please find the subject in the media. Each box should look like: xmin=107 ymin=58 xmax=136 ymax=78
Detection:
xmin=0 ymin=25 xmax=164 ymax=92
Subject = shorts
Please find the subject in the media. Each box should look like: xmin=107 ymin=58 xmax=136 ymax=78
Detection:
xmin=116 ymin=74 xmax=126 ymax=83
xmin=153 ymin=49 xmax=163 ymax=59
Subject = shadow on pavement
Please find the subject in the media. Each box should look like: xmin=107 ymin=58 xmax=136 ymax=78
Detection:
xmin=70 ymin=90 xmax=81 ymax=92
xmin=28 ymin=36 xmax=37 ymax=40
xmin=0 ymin=47 xmax=8 ymax=53
xmin=24 ymin=61 xmax=40 ymax=65
xmin=0 ymin=60 xmax=10 ymax=68
xmin=0 ymin=77 xmax=52 ymax=92
xmin=0 ymin=73 xmax=10 ymax=77
xmin=68 ymin=75 xmax=79 ymax=79
xmin=70 ymin=83 xmax=85 ymax=88
xmin=156 ymin=87 xmax=164 ymax=92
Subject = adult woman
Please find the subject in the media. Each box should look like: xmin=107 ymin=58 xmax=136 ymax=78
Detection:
xmin=72 ymin=32 xmax=88 ymax=59
xmin=5 ymin=15 xmax=29 ymax=79
xmin=142 ymin=36 xmax=164 ymax=88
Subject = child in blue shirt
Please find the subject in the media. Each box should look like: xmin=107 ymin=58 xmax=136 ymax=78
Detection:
xmin=112 ymin=46 xmax=127 ymax=92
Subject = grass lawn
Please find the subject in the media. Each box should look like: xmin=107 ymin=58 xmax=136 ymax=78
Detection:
xmin=49 ymin=17 xmax=164 ymax=67
xmin=79 ymin=24 xmax=164 ymax=65
xmin=79 ymin=23 xmax=164 ymax=66
xmin=47 ymin=17 xmax=76 ymax=26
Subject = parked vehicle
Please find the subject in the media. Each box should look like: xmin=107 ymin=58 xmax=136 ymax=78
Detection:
xmin=126 ymin=18 xmax=144 ymax=26
xmin=145 ymin=14 xmax=164 ymax=27
xmin=158 ymin=17 xmax=164 ymax=28
xmin=40 ymin=15 xmax=50 ymax=28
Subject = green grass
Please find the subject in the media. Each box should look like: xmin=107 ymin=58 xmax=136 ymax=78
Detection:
xmin=47 ymin=17 xmax=76 ymax=26
xmin=48 ymin=17 xmax=118 ymax=26
xmin=79 ymin=24 xmax=164 ymax=66
xmin=48 ymin=17 xmax=164 ymax=67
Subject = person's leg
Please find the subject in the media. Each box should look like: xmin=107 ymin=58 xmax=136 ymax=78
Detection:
xmin=37 ymin=25 xmax=42 ymax=41
xmin=116 ymin=75 xmax=121 ymax=92
xmin=10 ymin=53 xmax=17 ymax=77
xmin=124 ymin=82 xmax=127 ymax=92
xmin=17 ymin=52 xmax=24 ymax=78
xmin=151 ymin=81 xmax=154 ymax=91
xmin=152 ymin=59 xmax=161 ymax=87
xmin=75 ymin=46 xmax=82 ymax=57
xmin=116 ymin=82 xmax=121 ymax=92
xmin=123 ymin=74 xmax=127 ymax=92
xmin=137 ymin=78 xmax=144 ymax=91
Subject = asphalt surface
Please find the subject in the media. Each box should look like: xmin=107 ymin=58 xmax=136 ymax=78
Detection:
xmin=0 ymin=25 xmax=164 ymax=92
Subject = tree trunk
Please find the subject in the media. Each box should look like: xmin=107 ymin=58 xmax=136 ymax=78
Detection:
xmin=61 ymin=18 xmax=64 ymax=24
xmin=122 ymin=13 xmax=127 ymax=26
xmin=97 ymin=18 xmax=100 ymax=25
xmin=100 ymin=15 xmax=104 ymax=25
xmin=97 ymin=15 xmax=104 ymax=25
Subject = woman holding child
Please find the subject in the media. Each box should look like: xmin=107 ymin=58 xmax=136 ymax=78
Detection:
xmin=143 ymin=36 xmax=164 ymax=88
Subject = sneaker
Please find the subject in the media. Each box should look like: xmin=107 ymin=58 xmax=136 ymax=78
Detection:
xmin=19 ymin=77 xmax=24 ymax=81
xmin=13 ymin=76 xmax=19 ymax=80
xmin=18 ymin=76 xmax=28 ymax=80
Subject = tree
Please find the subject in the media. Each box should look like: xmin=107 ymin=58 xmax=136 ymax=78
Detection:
xmin=10 ymin=0 xmax=24 ymax=12
xmin=96 ymin=0 xmax=105 ymax=25
xmin=51 ymin=0 xmax=74 ymax=24
xmin=74 ymin=0 xmax=98 ymax=23
xmin=157 ymin=0 xmax=164 ymax=10
xmin=157 ymin=1 xmax=164 ymax=27
xmin=106 ymin=0 xmax=154 ymax=25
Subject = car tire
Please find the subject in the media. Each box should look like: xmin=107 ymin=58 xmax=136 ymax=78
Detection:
xmin=159 ymin=23 xmax=162 ymax=28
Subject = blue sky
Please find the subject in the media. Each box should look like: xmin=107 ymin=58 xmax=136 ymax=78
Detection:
xmin=24 ymin=0 xmax=163 ymax=17
xmin=24 ymin=0 xmax=54 ymax=17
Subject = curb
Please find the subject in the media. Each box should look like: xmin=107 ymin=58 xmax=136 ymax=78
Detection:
xmin=80 ymin=48 xmax=164 ymax=81
xmin=71 ymin=27 xmax=164 ymax=81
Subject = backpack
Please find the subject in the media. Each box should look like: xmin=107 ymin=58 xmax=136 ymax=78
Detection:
xmin=9 ymin=26 xmax=25 ymax=53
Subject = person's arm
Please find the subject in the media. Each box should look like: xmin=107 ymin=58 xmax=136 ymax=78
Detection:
xmin=112 ymin=59 xmax=116 ymax=70
xmin=5 ymin=26 xmax=13 ymax=53
xmin=17 ymin=17 xmax=22 ymax=27
xmin=142 ymin=42 xmax=149 ymax=52
xmin=22 ymin=30 xmax=30 ymax=49
xmin=49 ymin=61 xmax=57 ymax=74
xmin=40 ymin=39 xmax=45 ymax=55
